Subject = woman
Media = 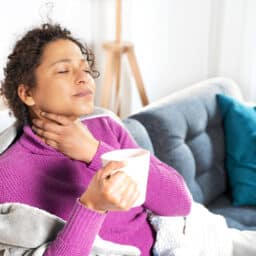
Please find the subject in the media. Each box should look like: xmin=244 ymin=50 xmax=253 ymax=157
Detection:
xmin=0 ymin=23 xmax=192 ymax=255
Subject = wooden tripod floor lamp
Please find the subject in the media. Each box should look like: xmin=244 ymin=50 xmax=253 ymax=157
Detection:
xmin=100 ymin=0 xmax=149 ymax=114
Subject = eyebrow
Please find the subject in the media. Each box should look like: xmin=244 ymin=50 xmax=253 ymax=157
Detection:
xmin=49 ymin=58 xmax=88 ymax=67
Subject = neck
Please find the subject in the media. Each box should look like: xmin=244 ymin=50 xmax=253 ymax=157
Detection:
xmin=29 ymin=107 xmax=78 ymax=123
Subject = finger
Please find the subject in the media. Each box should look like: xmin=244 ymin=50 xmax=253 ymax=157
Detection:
xmin=110 ymin=178 xmax=139 ymax=210
xmin=99 ymin=161 xmax=127 ymax=180
xmin=101 ymin=170 xmax=126 ymax=194
xmin=103 ymin=172 xmax=131 ymax=207
xmin=32 ymin=119 xmax=62 ymax=134
xmin=41 ymin=112 xmax=71 ymax=126
xmin=106 ymin=171 xmax=128 ymax=191
xmin=30 ymin=107 xmax=42 ymax=119
xmin=116 ymin=175 xmax=136 ymax=197
xmin=32 ymin=125 xmax=59 ymax=141
xmin=125 ymin=183 xmax=140 ymax=209
xmin=45 ymin=139 xmax=58 ymax=149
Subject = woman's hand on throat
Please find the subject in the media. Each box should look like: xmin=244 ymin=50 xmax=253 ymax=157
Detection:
xmin=31 ymin=112 xmax=99 ymax=163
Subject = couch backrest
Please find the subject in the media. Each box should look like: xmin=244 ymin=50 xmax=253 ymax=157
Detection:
xmin=127 ymin=78 xmax=243 ymax=205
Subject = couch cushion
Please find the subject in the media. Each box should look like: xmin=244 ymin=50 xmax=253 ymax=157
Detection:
xmin=0 ymin=108 xmax=17 ymax=154
xmin=129 ymin=78 xmax=242 ymax=205
xmin=122 ymin=119 xmax=154 ymax=154
xmin=209 ymin=194 xmax=256 ymax=230
xmin=217 ymin=94 xmax=256 ymax=206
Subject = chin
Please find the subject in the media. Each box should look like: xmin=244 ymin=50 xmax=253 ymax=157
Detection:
xmin=76 ymin=104 xmax=94 ymax=116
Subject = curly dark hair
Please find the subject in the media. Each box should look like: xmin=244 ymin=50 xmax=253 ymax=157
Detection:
xmin=0 ymin=23 xmax=99 ymax=128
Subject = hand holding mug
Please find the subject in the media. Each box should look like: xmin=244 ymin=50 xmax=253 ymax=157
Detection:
xmin=101 ymin=148 xmax=150 ymax=207
xmin=80 ymin=161 xmax=140 ymax=213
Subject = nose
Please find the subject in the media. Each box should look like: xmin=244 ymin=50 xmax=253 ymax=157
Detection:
xmin=75 ymin=70 xmax=91 ymax=85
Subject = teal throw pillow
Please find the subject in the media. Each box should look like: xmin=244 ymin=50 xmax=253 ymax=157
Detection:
xmin=217 ymin=94 xmax=256 ymax=206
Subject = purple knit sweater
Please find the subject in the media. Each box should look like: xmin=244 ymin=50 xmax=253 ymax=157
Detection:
xmin=0 ymin=115 xmax=191 ymax=255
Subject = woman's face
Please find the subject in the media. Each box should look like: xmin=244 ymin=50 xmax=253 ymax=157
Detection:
xmin=30 ymin=39 xmax=96 ymax=118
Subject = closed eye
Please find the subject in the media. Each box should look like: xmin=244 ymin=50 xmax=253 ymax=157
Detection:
xmin=58 ymin=70 xmax=69 ymax=74
xmin=83 ymin=69 xmax=91 ymax=74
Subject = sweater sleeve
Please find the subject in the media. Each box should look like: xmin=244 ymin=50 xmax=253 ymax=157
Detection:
xmin=107 ymin=117 xmax=192 ymax=216
xmin=144 ymin=156 xmax=192 ymax=216
xmin=44 ymin=200 xmax=106 ymax=256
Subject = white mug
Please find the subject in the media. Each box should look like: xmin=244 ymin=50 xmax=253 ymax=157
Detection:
xmin=101 ymin=148 xmax=150 ymax=207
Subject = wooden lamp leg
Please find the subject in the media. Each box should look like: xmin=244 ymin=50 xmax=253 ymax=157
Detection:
xmin=100 ymin=51 xmax=116 ymax=108
xmin=114 ymin=51 xmax=122 ymax=115
xmin=126 ymin=47 xmax=149 ymax=106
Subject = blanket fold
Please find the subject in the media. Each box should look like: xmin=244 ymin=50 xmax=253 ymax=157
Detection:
xmin=0 ymin=203 xmax=140 ymax=256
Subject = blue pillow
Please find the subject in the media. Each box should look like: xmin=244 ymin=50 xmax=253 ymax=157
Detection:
xmin=217 ymin=94 xmax=256 ymax=206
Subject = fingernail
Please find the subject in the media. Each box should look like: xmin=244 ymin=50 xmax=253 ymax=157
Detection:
xmin=41 ymin=112 xmax=45 ymax=116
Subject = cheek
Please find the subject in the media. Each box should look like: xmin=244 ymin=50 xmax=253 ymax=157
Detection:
xmin=32 ymin=83 xmax=71 ymax=111
xmin=88 ymin=79 xmax=96 ymax=93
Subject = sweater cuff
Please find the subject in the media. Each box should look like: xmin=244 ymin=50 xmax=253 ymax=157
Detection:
xmin=52 ymin=199 xmax=106 ymax=254
xmin=87 ymin=141 xmax=115 ymax=170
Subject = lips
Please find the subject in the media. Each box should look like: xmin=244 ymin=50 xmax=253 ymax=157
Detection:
xmin=73 ymin=90 xmax=93 ymax=97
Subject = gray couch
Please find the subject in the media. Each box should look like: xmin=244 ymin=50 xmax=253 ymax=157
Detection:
xmin=1 ymin=77 xmax=256 ymax=232
xmin=123 ymin=77 xmax=256 ymax=231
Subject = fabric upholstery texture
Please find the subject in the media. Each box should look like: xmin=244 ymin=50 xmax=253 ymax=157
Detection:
xmin=124 ymin=77 xmax=256 ymax=231
xmin=122 ymin=119 xmax=154 ymax=154
xmin=217 ymin=94 xmax=256 ymax=206
xmin=128 ymin=78 xmax=240 ymax=205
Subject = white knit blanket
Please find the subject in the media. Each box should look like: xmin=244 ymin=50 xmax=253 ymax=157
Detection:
xmin=149 ymin=202 xmax=233 ymax=256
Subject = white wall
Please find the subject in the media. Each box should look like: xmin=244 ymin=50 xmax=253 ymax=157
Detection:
xmin=93 ymin=0 xmax=256 ymax=115
xmin=0 ymin=0 xmax=92 ymax=79
xmin=128 ymin=0 xmax=211 ymax=114
xmin=1 ymin=0 xmax=255 ymax=117
xmin=90 ymin=0 xmax=213 ymax=116
xmin=216 ymin=0 xmax=256 ymax=100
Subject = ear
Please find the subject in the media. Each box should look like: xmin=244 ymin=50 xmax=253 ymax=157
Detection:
xmin=17 ymin=84 xmax=35 ymax=106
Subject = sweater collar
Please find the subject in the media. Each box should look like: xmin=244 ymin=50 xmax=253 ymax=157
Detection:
xmin=19 ymin=125 xmax=65 ymax=157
